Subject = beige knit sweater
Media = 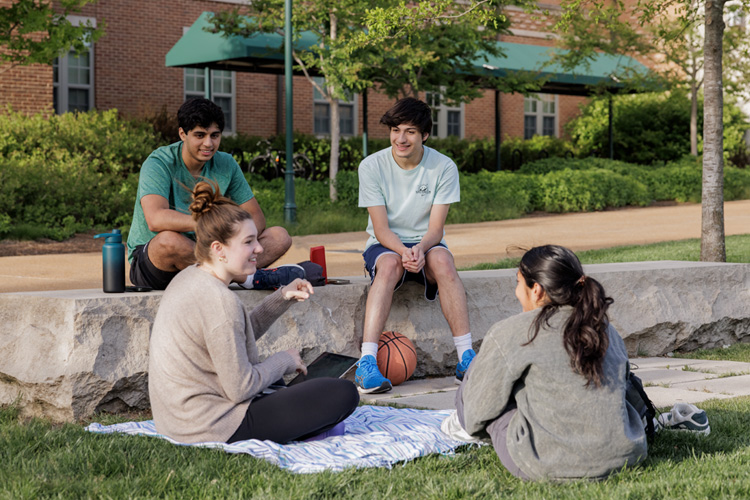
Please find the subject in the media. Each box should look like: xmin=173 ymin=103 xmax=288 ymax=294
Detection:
xmin=148 ymin=265 xmax=297 ymax=443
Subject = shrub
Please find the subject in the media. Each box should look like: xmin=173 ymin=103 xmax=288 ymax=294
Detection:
xmin=536 ymin=168 xmax=651 ymax=212
xmin=566 ymin=91 xmax=693 ymax=164
xmin=0 ymin=109 xmax=156 ymax=239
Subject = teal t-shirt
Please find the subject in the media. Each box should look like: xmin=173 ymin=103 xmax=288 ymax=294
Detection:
xmin=357 ymin=146 xmax=460 ymax=250
xmin=127 ymin=142 xmax=254 ymax=262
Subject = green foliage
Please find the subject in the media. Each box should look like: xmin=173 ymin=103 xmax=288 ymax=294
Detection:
xmin=499 ymin=135 xmax=576 ymax=170
xmin=448 ymin=171 xmax=533 ymax=223
xmin=0 ymin=0 xmax=104 ymax=67
xmin=0 ymin=109 xmax=157 ymax=240
xmin=2 ymin=108 xmax=748 ymax=242
xmin=567 ymin=91 xmax=750 ymax=166
xmin=537 ymin=168 xmax=651 ymax=212
xmin=567 ymin=92 xmax=692 ymax=164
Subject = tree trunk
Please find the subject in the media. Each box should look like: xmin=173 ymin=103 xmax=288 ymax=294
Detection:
xmin=700 ymin=0 xmax=726 ymax=262
xmin=329 ymin=96 xmax=340 ymax=201
xmin=328 ymin=12 xmax=339 ymax=202
xmin=690 ymin=80 xmax=699 ymax=156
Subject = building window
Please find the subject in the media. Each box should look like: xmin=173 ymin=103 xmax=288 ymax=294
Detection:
xmin=425 ymin=91 xmax=463 ymax=138
xmin=524 ymin=93 xmax=557 ymax=139
xmin=184 ymin=68 xmax=236 ymax=133
xmin=53 ymin=16 xmax=96 ymax=114
xmin=313 ymin=77 xmax=355 ymax=136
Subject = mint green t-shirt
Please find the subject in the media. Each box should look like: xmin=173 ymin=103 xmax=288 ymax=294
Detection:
xmin=357 ymin=146 xmax=460 ymax=250
xmin=127 ymin=142 xmax=254 ymax=262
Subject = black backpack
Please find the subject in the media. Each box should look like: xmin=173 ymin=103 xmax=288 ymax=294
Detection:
xmin=626 ymin=365 xmax=658 ymax=439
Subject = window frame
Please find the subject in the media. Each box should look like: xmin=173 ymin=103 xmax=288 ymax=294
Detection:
xmin=312 ymin=77 xmax=357 ymax=137
xmin=53 ymin=16 xmax=96 ymax=114
xmin=523 ymin=93 xmax=558 ymax=139
xmin=183 ymin=68 xmax=237 ymax=135
xmin=425 ymin=91 xmax=464 ymax=139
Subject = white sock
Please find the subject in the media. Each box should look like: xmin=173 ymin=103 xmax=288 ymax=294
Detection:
xmin=241 ymin=274 xmax=255 ymax=289
xmin=360 ymin=342 xmax=379 ymax=359
xmin=453 ymin=333 xmax=473 ymax=361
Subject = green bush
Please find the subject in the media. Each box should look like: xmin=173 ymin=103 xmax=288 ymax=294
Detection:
xmin=447 ymin=171 xmax=534 ymax=223
xmin=566 ymin=91 xmax=693 ymax=164
xmin=567 ymin=91 xmax=750 ymax=166
xmin=536 ymin=168 xmax=651 ymax=212
xmin=0 ymin=109 xmax=157 ymax=240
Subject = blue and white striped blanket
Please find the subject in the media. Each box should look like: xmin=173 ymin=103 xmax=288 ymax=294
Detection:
xmin=85 ymin=406 xmax=475 ymax=474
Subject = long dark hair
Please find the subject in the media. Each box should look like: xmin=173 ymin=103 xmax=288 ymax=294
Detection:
xmin=519 ymin=245 xmax=614 ymax=387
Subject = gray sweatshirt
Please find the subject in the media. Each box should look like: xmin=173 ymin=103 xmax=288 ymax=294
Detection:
xmin=148 ymin=265 xmax=297 ymax=444
xmin=459 ymin=306 xmax=647 ymax=480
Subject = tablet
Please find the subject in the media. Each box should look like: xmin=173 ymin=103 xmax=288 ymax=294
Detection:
xmin=285 ymin=352 xmax=359 ymax=387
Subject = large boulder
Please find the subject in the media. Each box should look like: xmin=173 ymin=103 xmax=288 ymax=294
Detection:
xmin=1 ymin=261 xmax=748 ymax=422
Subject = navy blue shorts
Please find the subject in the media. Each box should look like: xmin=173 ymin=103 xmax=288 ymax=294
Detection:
xmin=362 ymin=242 xmax=451 ymax=301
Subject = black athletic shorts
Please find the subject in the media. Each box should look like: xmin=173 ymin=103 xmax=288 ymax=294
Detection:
xmin=129 ymin=242 xmax=179 ymax=291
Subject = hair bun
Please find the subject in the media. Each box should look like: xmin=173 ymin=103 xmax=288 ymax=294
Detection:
xmin=190 ymin=180 xmax=221 ymax=220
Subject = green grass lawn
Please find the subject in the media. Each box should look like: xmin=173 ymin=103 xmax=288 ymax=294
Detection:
xmin=461 ymin=234 xmax=750 ymax=271
xmin=2 ymin=395 xmax=750 ymax=499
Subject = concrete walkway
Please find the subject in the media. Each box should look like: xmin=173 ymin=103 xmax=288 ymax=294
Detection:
xmin=1 ymin=200 xmax=749 ymax=293
xmin=360 ymin=357 xmax=750 ymax=411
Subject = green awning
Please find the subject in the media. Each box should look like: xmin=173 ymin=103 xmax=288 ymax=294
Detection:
xmin=166 ymin=12 xmax=319 ymax=75
xmin=167 ymin=12 xmax=650 ymax=95
xmin=477 ymin=43 xmax=648 ymax=96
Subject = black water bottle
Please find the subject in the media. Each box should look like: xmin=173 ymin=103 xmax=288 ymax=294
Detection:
xmin=94 ymin=229 xmax=125 ymax=293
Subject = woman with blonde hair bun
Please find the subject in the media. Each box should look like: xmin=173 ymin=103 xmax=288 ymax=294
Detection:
xmin=148 ymin=180 xmax=358 ymax=444
xmin=454 ymin=244 xmax=647 ymax=480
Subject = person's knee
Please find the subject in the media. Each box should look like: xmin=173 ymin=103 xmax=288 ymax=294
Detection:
xmin=259 ymin=226 xmax=292 ymax=254
xmin=151 ymin=231 xmax=195 ymax=258
xmin=426 ymin=250 xmax=457 ymax=277
xmin=373 ymin=255 xmax=403 ymax=284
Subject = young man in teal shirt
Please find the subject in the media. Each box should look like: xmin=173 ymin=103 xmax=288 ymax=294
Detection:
xmin=127 ymin=98 xmax=302 ymax=290
xmin=355 ymin=98 xmax=475 ymax=393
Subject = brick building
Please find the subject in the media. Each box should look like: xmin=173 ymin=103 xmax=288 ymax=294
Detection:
xmin=1 ymin=0 xmax=639 ymax=143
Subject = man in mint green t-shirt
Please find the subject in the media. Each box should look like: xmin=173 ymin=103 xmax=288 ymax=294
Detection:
xmin=127 ymin=98 xmax=302 ymax=290
xmin=355 ymin=98 xmax=475 ymax=394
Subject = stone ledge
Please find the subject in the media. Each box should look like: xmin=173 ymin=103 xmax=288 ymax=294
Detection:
xmin=1 ymin=261 xmax=749 ymax=422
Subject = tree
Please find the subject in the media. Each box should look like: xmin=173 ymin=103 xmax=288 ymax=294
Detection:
xmin=654 ymin=0 xmax=750 ymax=156
xmin=0 ymin=0 xmax=103 ymax=74
xmin=700 ymin=0 xmax=727 ymax=261
xmin=554 ymin=0 xmax=750 ymax=262
xmin=208 ymin=0 xmax=539 ymax=201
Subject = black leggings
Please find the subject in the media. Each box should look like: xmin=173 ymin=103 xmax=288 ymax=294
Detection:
xmin=227 ymin=378 xmax=359 ymax=444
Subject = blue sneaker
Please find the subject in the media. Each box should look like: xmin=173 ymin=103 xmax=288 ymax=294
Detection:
xmin=354 ymin=355 xmax=392 ymax=394
xmin=252 ymin=264 xmax=306 ymax=290
xmin=455 ymin=349 xmax=476 ymax=384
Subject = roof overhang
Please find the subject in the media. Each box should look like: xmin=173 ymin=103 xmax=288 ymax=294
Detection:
xmin=167 ymin=12 xmax=651 ymax=95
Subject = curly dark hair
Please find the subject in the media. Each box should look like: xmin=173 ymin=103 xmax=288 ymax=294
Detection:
xmin=177 ymin=98 xmax=225 ymax=133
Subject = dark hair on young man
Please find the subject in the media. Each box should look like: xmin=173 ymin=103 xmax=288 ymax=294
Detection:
xmin=380 ymin=97 xmax=433 ymax=142
xmin=177 ymin=98 xmax=225 ymax=133
xmin=519 ymin=245 xmax=614 ymax=388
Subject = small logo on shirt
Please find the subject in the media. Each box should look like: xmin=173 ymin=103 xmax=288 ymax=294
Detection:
xmin=416 ymin=184 xmax=431 ymax=197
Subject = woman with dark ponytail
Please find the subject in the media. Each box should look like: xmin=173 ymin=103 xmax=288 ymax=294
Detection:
xmin=148 ymin=180 xmax=358 ymax=445
xmin=454 ymin=245 xmax=647 ymax=480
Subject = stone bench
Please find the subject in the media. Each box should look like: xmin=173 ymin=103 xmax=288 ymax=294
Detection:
xmin=1 ymin=261 xmax=749 ymax=422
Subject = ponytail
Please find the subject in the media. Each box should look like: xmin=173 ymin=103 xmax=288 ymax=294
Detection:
xmin=520 ymin=245 xmax=613 ymax=387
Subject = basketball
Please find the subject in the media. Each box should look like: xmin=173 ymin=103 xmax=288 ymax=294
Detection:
xmin=377 ymin=331 xmax=417 ymax=386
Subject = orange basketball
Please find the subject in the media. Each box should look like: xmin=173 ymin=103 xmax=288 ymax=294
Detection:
xmin=377 ymin=331 xmax=417 ymax=386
